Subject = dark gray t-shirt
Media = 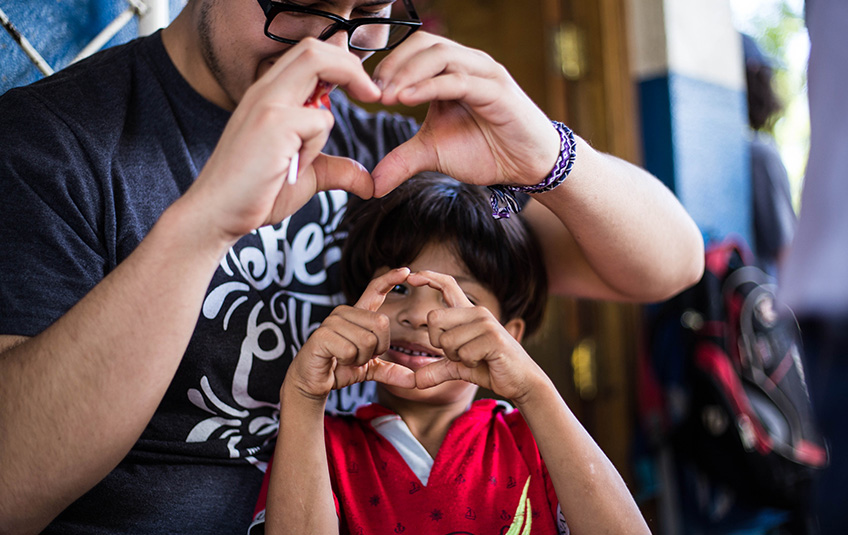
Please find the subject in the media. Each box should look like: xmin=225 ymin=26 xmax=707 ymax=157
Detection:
xmin=0 ymin=31 xmax=415 ymax=534
xmin=750 ymin=132 xmax=796 ymax=274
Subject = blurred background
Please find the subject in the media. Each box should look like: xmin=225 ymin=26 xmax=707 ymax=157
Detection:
xmin=0 ymin=0 xmax=813 ymax=533
xmin=730 ymin=0 xmax=807 ymax=212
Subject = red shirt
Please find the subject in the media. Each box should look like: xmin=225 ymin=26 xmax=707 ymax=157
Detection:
xmin=251 ymin=399 xmax=569 ymax=534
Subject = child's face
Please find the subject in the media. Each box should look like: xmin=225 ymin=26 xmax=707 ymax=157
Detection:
xmin=375 ymin=242 xmax=504 ymax=407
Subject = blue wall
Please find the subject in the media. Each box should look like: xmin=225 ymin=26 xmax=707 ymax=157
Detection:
xmin=638 ymin=73 xmax=751 ymax=244
xmin=1 ymin=0 xmax=183 ymax=94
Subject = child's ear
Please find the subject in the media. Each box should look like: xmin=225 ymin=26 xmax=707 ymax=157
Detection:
xmin=503 ymin=318 xmax=526 ymax=343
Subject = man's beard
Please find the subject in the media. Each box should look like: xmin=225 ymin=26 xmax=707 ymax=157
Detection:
xmin=197 ymin=0 xmax=235 ymax=106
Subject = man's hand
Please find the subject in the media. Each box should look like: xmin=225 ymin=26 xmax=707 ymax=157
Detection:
xmin=182 ymin=39 xmax=383 ymax=247
xmin=369 ymin=31 xmax=560 ymax=197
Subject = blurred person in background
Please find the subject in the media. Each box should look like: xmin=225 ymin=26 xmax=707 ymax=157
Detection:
xmin=743 ymin=33 xmax=797 ymax=277
xmin=780 ymin=0 xmax=848 ymax=533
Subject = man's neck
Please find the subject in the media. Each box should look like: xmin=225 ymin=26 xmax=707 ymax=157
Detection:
xmin=160 ymin=9 xmax=235 ymax=111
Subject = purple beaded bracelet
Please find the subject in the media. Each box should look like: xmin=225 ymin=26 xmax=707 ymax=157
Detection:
xmin=488 ymin=120 xmax=576 ymax=219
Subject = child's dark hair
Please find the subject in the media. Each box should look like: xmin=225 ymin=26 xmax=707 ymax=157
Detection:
xmin=340 ymin=172 xmax=548 ymax=337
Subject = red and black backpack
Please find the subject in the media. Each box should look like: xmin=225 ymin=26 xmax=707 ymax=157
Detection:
xmin=641 ymin=239 xmax=828 ymax=509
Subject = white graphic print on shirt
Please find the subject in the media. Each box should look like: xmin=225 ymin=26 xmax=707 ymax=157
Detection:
xmin=182 ymin=191 xmax=373 ymax=467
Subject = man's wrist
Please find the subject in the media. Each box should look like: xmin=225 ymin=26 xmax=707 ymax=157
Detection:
xmin=488 ymin=120 xmax=577 ymax=219
xmin=159 ymin=193 xmax=239 ymax=267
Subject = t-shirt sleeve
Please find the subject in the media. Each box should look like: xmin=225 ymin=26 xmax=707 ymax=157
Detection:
xmin=0 ymin=88 xmax=110 ymax=336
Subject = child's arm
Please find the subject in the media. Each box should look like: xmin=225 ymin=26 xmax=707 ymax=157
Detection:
xmin=412 ymin=270 xmax=650 ymax=534
xmin=513 ymin=375 xmax=651 ymax=534
xmin=264 ymin=268 xmax=416 ymax=535
xmin=268 ymin=380 xmax=336 ymax=534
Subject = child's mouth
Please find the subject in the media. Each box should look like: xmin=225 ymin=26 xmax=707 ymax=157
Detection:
xmin=390 ymin=345 xmax=436 ymax=358
xmin=386 ymin=344 xmax=442 ymax=371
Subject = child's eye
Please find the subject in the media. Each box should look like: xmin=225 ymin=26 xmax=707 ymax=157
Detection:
xmin=460 ymin=290 xmax=478 ymax=306
xmin=390 ymin=284 xmax=408 ymax=296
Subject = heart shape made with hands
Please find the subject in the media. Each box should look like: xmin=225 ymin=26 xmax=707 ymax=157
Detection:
xmin=352 ymin=267 xmax=485 ymax=392
xmin=308 ymin=85 xmax=511 ymax=202
xmin=304 ymin=92 xmax=438 ymax=201
xmin=267 ymin=32 xmax=560 ymax=226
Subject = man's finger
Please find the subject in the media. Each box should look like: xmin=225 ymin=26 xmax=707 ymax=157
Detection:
xmin=251 ymin=38 xmax=380 ymax=108
xmin=353 ymin=268 xmax=411 ymax=312
xmin=312 ymin=153 xmax=374 ymax=200
xmin=371 ymin=134 xmax=434 ymax=198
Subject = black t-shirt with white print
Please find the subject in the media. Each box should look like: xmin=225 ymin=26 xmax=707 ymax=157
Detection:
xmin=0 ymin=31 xmax=416 ymax=534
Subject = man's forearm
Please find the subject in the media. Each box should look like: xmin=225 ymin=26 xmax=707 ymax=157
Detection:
xmin=528 ymin=136 xmax=704 ymax=302
xmin=0 ymin=196 xmax=232 ymax=534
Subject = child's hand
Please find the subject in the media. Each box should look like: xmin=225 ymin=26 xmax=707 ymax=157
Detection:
xmin=409 ymin=271 xmax=546 ymax=405
xmin=285 ymin=268 xmax=416 ymax=400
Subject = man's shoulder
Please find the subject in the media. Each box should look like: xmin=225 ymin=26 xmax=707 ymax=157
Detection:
xmin=0 ymin=34 xmax=156 ymax=128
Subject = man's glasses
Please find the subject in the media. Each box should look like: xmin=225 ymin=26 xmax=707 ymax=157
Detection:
xmin=256 ymin=0 xmax=422 ymax=52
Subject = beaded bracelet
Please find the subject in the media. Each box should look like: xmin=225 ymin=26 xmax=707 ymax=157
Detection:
xmin=488 ymin=120 xmax=576 ymax=219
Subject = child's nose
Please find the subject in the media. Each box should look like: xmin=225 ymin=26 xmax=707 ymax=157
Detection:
xmin=399 ymin=293 xmax=443 ymax=329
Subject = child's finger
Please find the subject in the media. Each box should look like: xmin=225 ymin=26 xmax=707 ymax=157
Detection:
xmin=407 ymin=270 xmax=473 ymax=308
xmin=353 ymin=268 xmax=411 ymax=312
xmin=414 ymin=358 xmax=471 ymax=389
xmin=366 ymin=358 xmax=417 ymax=389
xmin=427 ymin=307 xmax=492 ymax=337
xmin=314 ymin=321 xmax=369 ymax=368
xmin=425 ymin=307 xmax=496 ymax=359
xmin=328 ymin=306 xmax=391 ymax=363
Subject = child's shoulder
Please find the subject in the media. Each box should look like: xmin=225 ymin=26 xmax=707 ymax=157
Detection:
xmin=463 ymin=399 xmax=533 ymax=438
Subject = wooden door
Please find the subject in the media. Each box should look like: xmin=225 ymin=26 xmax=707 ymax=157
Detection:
xmin=417 ymin=0 xmax=646 ymax=493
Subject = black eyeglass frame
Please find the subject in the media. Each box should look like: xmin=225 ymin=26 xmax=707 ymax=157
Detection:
xmin=256 ymin=0 xmax=422 ymax=52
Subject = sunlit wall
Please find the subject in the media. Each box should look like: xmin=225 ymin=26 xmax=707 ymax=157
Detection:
xmin=627 ymin=0 xmax=751 ymax=246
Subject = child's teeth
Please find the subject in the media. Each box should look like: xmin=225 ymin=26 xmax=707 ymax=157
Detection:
xmin=391 ymin=345 xmax=433 ymax=358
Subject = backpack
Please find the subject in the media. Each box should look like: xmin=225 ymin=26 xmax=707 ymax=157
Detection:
xmin=643 ymin=239 xmax=828 ymax=510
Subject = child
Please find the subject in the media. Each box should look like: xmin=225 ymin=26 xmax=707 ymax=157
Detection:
xmin=250 ymin=173 xmax=651 ymax=534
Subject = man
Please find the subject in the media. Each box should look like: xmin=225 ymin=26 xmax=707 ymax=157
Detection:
xmin=742 ymin=33 xmax=797 ymax=277
xmin=0 ymin=0 xmax=704 ymax=533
